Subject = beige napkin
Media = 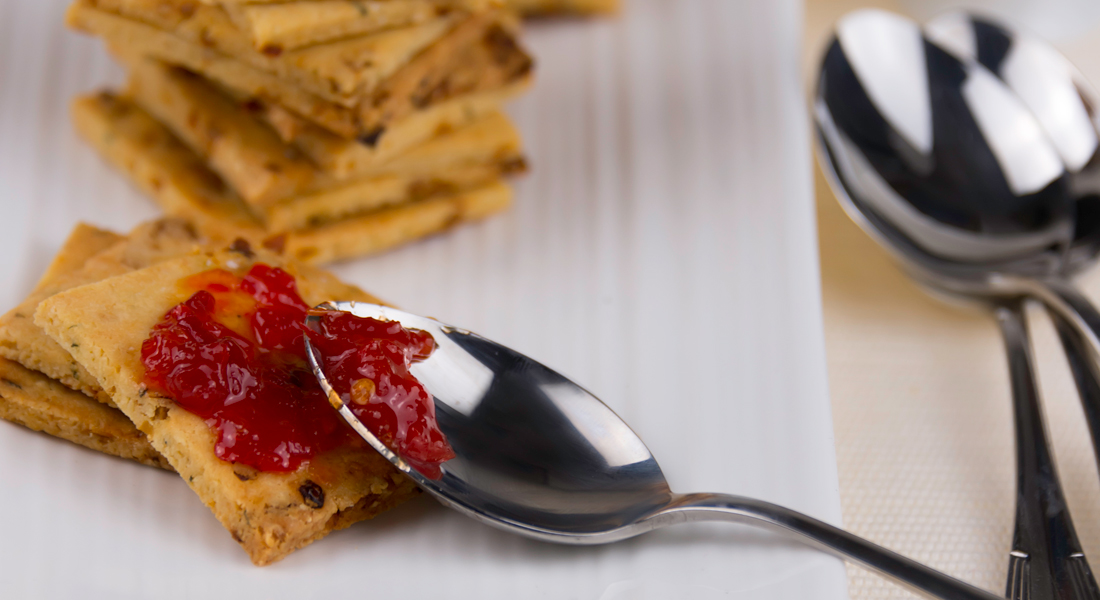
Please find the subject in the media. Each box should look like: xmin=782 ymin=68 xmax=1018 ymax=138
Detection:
xmin=804 ymin=1 xmax=1100 ymax=597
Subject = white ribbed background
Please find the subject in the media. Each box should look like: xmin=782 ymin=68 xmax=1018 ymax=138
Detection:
xmin=0 ymin=1 xmax=848 ymax=598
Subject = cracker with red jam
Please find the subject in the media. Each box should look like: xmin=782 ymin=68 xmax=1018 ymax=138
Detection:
xmin=35 ymin=247 xmax=420 ymax=565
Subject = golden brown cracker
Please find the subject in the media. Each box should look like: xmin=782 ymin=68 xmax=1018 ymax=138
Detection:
xmin=75 ymin=90 xmax=521 ymax=261
xmin=507 ymin=0 xmax=619 ymax=14
xmin=0 ymin=219 xmax=209 ymax=402
xmin=291 ymin=77 xmax=530 ymax=178
xmin=72 ymin=91 xmax=264 ymax=241
xmin=126 ymin=60 xmax=316 ymax=207
xmin=283 ymin=179 xmax=513 ymax=264
xmin=355 ymin=12 xmax=531 ymax=135
xmin=72 ymin=2 xmax=532 ymax=140
xmin=265 ymin=160 xmax=515 ymax=232
xmin=0 ymin=352 xmax=170 ymax=469
xmin=32 ymin=224 xmax=125 ymax=294
xmin=81 ymin=0 xmax=457 ymax=105
xmin=35 ymin=248 xmax=419 ymax=565
xmin=264 ymin=110 xmax=523 ymax=229
xmin=234 ymin=0 xmax=455 ymax=52
xmin=74 ymin=90 xmax=520 ymax=264
xmin=0 ymin=224 xmax=170 ymax=469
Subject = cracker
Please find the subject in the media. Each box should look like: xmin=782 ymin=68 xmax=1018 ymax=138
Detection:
xmin=81 ymin=7 xmax=363 ymax=138
xmin=291 ymin=76 xmax=531 ymax=178
xmin=233 ymin=0 xmax=493 ymax=52
xmin=0 ymin=219 xmax=210 ymax=402
xmin=35 ymin=249 xmax=420 ymax=565
xmin=72 ymin=91 xmax=264 ymax=241
xmin=80 ymin=0 xmax=457 ymax=105
xmin=282 ymin=179 xmax=513 ymax=264
xmin=123 ymin=59 xmax=525 ymax=208
xmin=507 ymin=0 xmax=619 ymax=14
xmin=265 ymin=157 xmax=520 ymax=232
xmin=122 ymin=59 xmax=522 ymax=219
xmin=199 ymin=0 xmax=615 ymax=16
xmin=73 ymin=92 xmax=519 ymax=264
xmin=31 ymin=223 xmax=124 ymax=294
xmin=0 ymin=222 xmax=122 ymax=402
xmin=0 ymin=223 xmax=170 ymax=469
xmin=0 ymin=357 xmax=172 ymax=470
xmin=353 ymin=11 xmax=532 ymax=138
xmin=72 ymin=3 xmax=531 ymax=140
xmin=126 ymin=59 xmax=316 ymax=207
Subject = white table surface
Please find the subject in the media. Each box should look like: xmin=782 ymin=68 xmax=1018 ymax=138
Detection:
xmin=0 ymin=1 xmax=848 ymax=598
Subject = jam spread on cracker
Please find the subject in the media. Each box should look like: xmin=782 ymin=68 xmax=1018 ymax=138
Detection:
xmin=140 ymin=263 xmax=454 ymax=476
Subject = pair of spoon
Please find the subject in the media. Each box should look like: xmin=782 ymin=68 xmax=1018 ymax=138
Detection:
xmin=816 ymin=8 xmax=1100 ymax=600
xmin=297 ymin=10 xmax=1100 ymax=600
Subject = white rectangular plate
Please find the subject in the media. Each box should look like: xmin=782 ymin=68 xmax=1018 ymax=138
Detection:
xmin=0 ymin=0 xmax=848 ymax=598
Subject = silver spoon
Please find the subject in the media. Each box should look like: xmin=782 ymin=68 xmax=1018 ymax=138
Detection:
xmin=814 ymin=8 xmax=1098 ymax=600
xmin=925 ymin=8 xmax=1100 ymax=479
xmin=303 ymin=301 xmax=1001 ymax=600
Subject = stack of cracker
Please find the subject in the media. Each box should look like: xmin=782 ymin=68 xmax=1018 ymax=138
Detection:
xmin=67 ymin=0 xmax=538 ymax=264
xmin=0 ymin=220 xmax=427 ymax=564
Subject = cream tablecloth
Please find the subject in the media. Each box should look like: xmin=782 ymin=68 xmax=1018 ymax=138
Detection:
xmin=806 ymin=1 xmax=1100 ymax=597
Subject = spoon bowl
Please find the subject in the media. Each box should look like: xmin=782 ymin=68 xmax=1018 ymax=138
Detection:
xmin=306 ymin=301 xmax=672 ymax=542
xmin=304 ymin=301 xmax=1001 ymax=599
xmin=815 ymin=9 xmax=1075 ymax=282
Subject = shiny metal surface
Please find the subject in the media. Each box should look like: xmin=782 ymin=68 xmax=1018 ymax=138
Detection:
xmin=814 ymin=9 xmax=1100 ymax=600
xmin=924 ymin=11 xmax=1100 ymax=274
xmin=305 ymin=301 xmax=1000 ymax=600
xmin=997 ymin=302 xmax=1100 ymax=600
xmin=1053 ymin=310 xmax=1100 ymax=475
xmin=922 ymin=11 xmax=1100 ymax=474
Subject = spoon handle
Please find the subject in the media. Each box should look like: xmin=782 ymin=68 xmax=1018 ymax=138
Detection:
xmin=647 ymin=492 xmax=1001 ymax=600
xmin=1049 ymin=309 xmax=1100 ymax=478
xmin=1014 ymin=276 xmax=1100 ymax=469
xmin=995 ymin=301 xmax=1099 ymax=600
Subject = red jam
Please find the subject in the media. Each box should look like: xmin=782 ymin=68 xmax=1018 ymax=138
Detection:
xmin=307 ymin=312 xmax=454 ymax=477
xmin=140 ymin=263 xmax=454 ymax=476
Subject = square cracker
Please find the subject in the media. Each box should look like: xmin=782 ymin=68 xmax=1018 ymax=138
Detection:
xmin=71 ymin=2 xmax=531 ymax=140
xmin=287 ymin=78 xmax=530 ymax=179
xmin=81 ymin=0 xmax=458 ymax=105
xmin=122 ymin=58 xmax=525 ymax=209
xmin=73 ymin=4 xmax=363 ymax=138
xmin=229 ymin=0 xmax=495 ymax=52
xmin=0 ymin=219 xmax=211 ymax=402
xmin=280 ymin=180 xmax=512 ymax=264
xmin=0 ymin=357 xmax=170 ymax=470
xmin=508 ymin=0 xmax=619 ymax=14
xmin=31 ymin=223 xmax=124 ymax=293
xmin=72 ymin=91 xmax=516 ymax=265
xmin=203 ymin=0 xmax=618 ymax=17
xmin=35 ymin=247 xmax=420 ymax=565
xmin=0 ymin=224 xmax=169 ymax=469
xmin=125 ymin=58 xmax=317 ymax=207
xmin=350 ymin=10 xmax=532 ymax=140
xmin=71 ymin=92 xmax=263 ymax=242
